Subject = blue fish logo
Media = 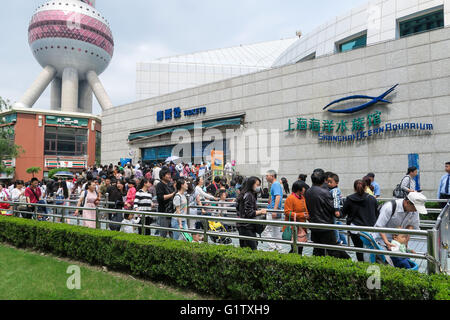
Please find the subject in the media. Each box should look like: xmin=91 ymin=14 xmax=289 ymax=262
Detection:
xmin=323 ymin=84 xmax=398 ymax=114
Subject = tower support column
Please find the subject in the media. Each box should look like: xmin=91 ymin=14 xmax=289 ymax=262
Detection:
xmin=78 ymin=80 xmax=93 ymax=114
xmin=50 ymin=78 xmax=62 ymax=111
xmin=86 ymin=70 xmax=113 ymax=111
xmin=61 ymin=67 xmax=79 ymax=113
xmin=13 ymin=65 xmax=56 ymax=109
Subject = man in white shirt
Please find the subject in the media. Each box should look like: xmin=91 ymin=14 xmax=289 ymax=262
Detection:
xmin=153 ymin=164 xmax=161 ymax=186
xmin=373 ymin=192 xmax=426 ymax=250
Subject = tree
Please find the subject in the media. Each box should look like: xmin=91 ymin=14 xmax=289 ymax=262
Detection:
xmin=0 ymin=96 xmax=22 ymax=175
xmin=0 ymin=96 xmax=11 ymax=112
xmin=26 ymin=167 xmax=41 ymax=178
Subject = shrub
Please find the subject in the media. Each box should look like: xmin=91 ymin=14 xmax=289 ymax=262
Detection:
xmin=0 ymin=216 xmax=448 ymax=300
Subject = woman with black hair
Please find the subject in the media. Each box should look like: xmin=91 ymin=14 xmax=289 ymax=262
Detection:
xmin=284 ymin=180 xmax=309 ymax=255
xmin=341 ymin=179 xmax=379 ymax=262
xmin=281 ymin=177 xmax=290 ymax=197
xmin=74 ymin=181 xmax=100 ymax=229
xmin=107 ymin=179 xmax=127 ymax=229
xmin=236 ymin=176 xmax=267 ymax=250
xmin=134 ymin=178 xmax=154 ymax=235
xmin=400 ymin=167 xmax=419 ymax=196
xmin=124 ymin=180 xmax=137 ymax=210
xmin=55 ymin=180 xmax=69 ymax=222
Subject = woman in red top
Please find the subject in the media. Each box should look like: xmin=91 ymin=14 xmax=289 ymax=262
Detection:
xmin=124 ymin=180 xmax=137 ymax=210
xmin=283 ymin=180 xmax=309 ymax=255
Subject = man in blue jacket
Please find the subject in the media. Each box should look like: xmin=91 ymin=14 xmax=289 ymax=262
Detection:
xmin=437 ymin=162 xmax=450 ymax=209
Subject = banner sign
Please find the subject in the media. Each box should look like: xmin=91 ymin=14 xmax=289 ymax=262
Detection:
xmin=46 ymin=116 xmax=89 ymax=127
xmin=45 ymin=159 xmax=86 ymax=169
xmin=211 ymin=150 xmax=224 ymax=173
xmin=157 ymin=107 xmax=207 ymax=122
xmin=286 ymin=85 xmax=434 ymax=143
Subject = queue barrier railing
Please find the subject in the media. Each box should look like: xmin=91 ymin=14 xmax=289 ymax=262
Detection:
xmin=1 ymin=199 xmax=448 ymax=275
xmin=433 ymin=202 xmax=449 ymax=274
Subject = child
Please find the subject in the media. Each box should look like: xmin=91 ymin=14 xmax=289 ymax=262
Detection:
xmin=390 ymin=226 xmax=416 ymax=269
xmin=120 ymin=213 xmax=141 ymax=234
xmin=327 ymin=173 xmax=347 ymax=245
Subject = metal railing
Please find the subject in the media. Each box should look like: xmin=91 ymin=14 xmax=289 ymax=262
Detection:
xmin=1 ymin=198 xmax=449 ymax=275
xmin=433 ymin=202 xmax=449 ymax=274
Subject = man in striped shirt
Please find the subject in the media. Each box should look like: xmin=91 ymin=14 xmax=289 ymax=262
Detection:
xmin=134 ymin=178 xmax=154 ymax=235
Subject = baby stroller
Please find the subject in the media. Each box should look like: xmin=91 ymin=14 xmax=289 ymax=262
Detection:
xmin=359 ymin=232 xmax=419 ymax=271
xmin=181 ymin=231 xmax=193 ymax=242
xmin=208 ymin=220 xmax=232 ymax=245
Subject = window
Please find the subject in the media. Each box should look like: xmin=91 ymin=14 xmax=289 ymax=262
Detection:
xmin=399 ymin=9 xmax=444 ymax=38
xmin=338 ymin=34 xmax=367 ymax=53
xmin=44 ymin=126 xmax=88 ymax=156
xmin=95 ymin=131 xmax=101 ymax=164
xmin=297 ymin=52 xmax=316 ymax=63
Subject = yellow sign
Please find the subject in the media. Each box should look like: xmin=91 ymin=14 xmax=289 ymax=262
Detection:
xmin=211 ymin=150 xmax=224 ymax=172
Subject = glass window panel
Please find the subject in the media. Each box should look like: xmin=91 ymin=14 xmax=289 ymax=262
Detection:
xmin=45 ymin=126 xmax=57 ymax=133
xmin=45 ymin=133 xmax=57 ymax=140
xmin=57 ymin=127 xmax=76 ymax=135
xmin=399 ymin=10 xmax=444 ymax=38
xmin=58 ymin=134 xmax=76 ymax=141
xmin=339 ymin=34 xmax=367 ymax=52
xmin=57 ymin=141 xmax=75 ymax=153
xmin=76 ymin=129 xmax=88 ymax=135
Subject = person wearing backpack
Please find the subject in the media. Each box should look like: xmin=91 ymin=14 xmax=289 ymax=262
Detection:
xmin=373 ymin=192 xmax=427 ymax=251
xmin=236 ymin=176 xmax=267 ymax=250
xmin=156 ymin=167 xmax=176 ymax=238
xmin=74 ymin=181 xmax=100 ymax=229
xmin=341 ymin=179 xmax=379 ymax=262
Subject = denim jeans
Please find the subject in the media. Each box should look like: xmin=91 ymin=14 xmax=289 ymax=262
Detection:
xmin=334 ymin=221 xmax=348 ymax=245
xmin=171 ymin=218 xmax=188 ymax=240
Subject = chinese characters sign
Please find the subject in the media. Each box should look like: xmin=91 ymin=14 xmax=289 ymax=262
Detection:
xmin=286 ymin=111 xmax=433 ymax=143
xmin=286 ymin=111 xmax=382 ymax=133
xmin=46 ymin=116 xmax=89 ymax=127
xmin=157 ymin=107 xmax=207 ymax=122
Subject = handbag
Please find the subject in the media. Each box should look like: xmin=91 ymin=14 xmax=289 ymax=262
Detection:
xmin=282 ymin=211 xmax=308 ymax=242
xmin=393 ymin=176 xmax=409 ymax=198
xmin=282 ymin=211 xmax=293 ymax=241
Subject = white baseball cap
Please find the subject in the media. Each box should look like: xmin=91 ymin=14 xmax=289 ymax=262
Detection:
xmin=407 ymin=192 xmax=428 ymax=215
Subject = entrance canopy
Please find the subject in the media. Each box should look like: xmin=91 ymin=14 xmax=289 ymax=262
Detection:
xmin=128 ymin=115 xmax=244 ymax=142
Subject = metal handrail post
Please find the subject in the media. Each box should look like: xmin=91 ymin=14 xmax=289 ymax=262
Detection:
xmin=427 ymin=229 xmax=439 ymax=274
xmin=95 ymin=207 xmax=100 ymax=230
xmin=61 ymin=205 xmax=65 ymax=224
xmin=141 ymin=213 xmax=146 ymax=235
xmin=293 ymin=225 xmax=298 ymax=254
xmin=34 ymin=205 xmax=38 ymax=220
xmin=203 ymin=217 xmax=208 ymax=243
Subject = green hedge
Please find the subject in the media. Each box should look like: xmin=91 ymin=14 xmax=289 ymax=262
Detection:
xmin=0 ymin=216 xmax=448 ymax=300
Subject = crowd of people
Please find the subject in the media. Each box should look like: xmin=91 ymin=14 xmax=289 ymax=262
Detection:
xmin=0 ymin=160 xmax=449 ymax=270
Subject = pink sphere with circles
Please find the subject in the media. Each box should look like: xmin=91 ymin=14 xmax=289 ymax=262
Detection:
xmin=28 ymin=0 xmax=114 ymax=80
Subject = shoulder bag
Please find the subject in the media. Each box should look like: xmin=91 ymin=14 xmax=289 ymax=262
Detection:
xmin=393 ymin=176 xmax=410 ymax=198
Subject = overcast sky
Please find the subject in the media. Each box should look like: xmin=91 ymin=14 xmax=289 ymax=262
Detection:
xmin=0 ymin=0 xmax=367 ymax=115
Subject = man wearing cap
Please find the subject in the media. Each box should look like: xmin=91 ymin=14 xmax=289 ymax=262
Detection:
xmin=373 ymin=192 xmax=427 ymax=251
xmin=437 ymin=162 xmax=450 ymax=209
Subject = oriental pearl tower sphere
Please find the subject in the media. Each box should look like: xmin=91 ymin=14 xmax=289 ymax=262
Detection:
xmin=14 ymin=0 xmax=114 ymax=113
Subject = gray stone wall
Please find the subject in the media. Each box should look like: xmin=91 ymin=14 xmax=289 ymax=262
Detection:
xmin=102 ymin=27 xmax=450 ymax=199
